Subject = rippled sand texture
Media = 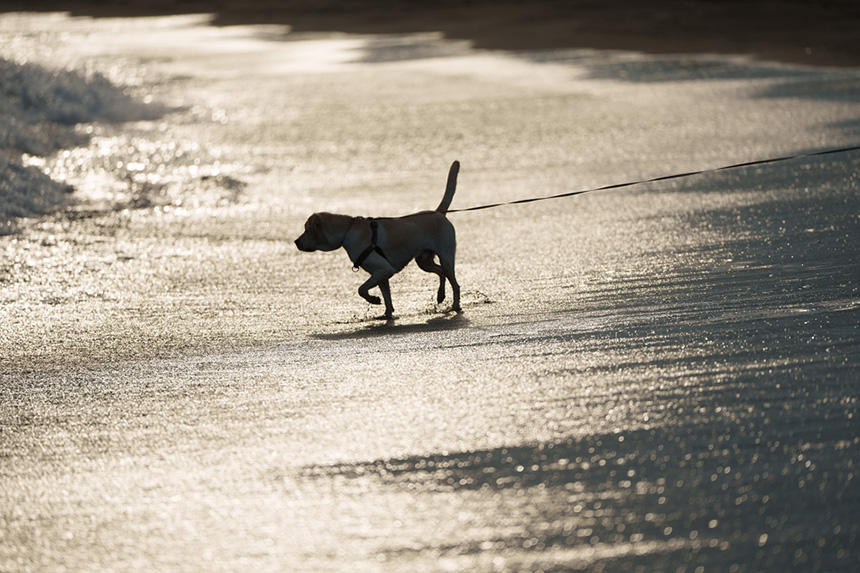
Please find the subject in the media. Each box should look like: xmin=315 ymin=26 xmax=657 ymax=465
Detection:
xmin=1 ymin=13 xmax=859 ymax=572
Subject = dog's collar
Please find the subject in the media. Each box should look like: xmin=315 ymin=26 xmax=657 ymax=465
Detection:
xmin=350 ymin=218 xmax=389 ymax=271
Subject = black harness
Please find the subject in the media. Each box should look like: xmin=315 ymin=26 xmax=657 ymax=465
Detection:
xmin=351 ymin=218 xmax=389 ymax=271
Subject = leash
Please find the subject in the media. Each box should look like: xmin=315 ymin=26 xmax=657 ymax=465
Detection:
xmin=446 ymin=144 xmax=860 ymax=214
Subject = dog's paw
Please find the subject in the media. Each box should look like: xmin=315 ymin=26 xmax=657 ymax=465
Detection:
xmin=436 ymin=289 xmax=446 ymax=303
xmin=366 ymin=295 xmax=381 ymax=305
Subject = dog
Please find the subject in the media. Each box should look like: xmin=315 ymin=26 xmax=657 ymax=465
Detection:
xmin=295 ymin=161 xmax=461 ymax=319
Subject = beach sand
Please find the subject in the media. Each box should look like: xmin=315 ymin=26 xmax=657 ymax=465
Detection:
xmin=1 ymin=8 xmax=858 ymax=572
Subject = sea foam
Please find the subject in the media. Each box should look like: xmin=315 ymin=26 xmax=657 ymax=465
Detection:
xmin=0 ymin=58 xmax=163 ymax=232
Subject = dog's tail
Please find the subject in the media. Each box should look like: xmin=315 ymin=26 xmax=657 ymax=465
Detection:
xmin=435 ymin=160 xmax=459 ymax=214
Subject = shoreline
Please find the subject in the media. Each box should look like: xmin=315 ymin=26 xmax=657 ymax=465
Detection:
xmin=1 ymin=0 xmax=859 ymax=68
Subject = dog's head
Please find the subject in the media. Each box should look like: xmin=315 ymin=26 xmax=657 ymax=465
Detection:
xmin=294 ymin=212 xmax=347 ymax=252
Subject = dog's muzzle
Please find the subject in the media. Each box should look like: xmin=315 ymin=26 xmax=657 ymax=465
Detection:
xmin=294 ymin=236 xmax=315 ymax=252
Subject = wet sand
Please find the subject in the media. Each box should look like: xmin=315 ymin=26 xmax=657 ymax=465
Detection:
xmin=1 ymin=11 xmax=859 ymax=573
xmin=3 ymin=0 xmax=860 ymax=67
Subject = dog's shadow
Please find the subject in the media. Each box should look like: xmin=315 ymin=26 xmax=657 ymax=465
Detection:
xmin=312 ymin=312 xmax=469 ymax=341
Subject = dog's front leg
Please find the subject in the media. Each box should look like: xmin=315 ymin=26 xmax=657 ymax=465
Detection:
xmin=378 ymin=278 xmax=394 ymax=318
xmin=358 ymin=270 xmax=394 ymax=316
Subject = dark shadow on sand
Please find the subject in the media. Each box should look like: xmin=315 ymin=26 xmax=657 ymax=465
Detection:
xmin=513 ymin=50 xmax=860 ymax=103
xmin=313 ymin=312 xmax=469 ymax=341
xmin=566 ymin=151 xmax=859 ymax=333
xmin=634 ymin=146 xmax=860 ymax=195
xmin=576 ymin=55 xmax=817 ymax=83
xmin=296 ymin=413 xmax=858 ymax=569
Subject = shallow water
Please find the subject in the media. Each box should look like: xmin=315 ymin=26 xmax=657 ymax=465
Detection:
xmin=1 ymin=12 xmax=859 ymax=572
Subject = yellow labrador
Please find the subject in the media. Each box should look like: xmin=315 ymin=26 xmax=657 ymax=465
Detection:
xmin=295 ymin=161 xmax=461 ymax=318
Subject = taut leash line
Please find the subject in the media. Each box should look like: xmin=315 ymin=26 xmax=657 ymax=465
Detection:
xmin=446 ymin=144 xmax=860 ymax=214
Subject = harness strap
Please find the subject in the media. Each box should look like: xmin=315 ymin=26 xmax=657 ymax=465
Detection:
xmin=351 ymin=218 xmax=389 ymax=271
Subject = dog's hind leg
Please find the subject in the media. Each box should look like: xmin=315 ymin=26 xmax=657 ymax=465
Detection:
xmin=415 ymin=251 xmax=446 ymax=303
xmin=438 ymin=255 xmax=460 ymax=313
